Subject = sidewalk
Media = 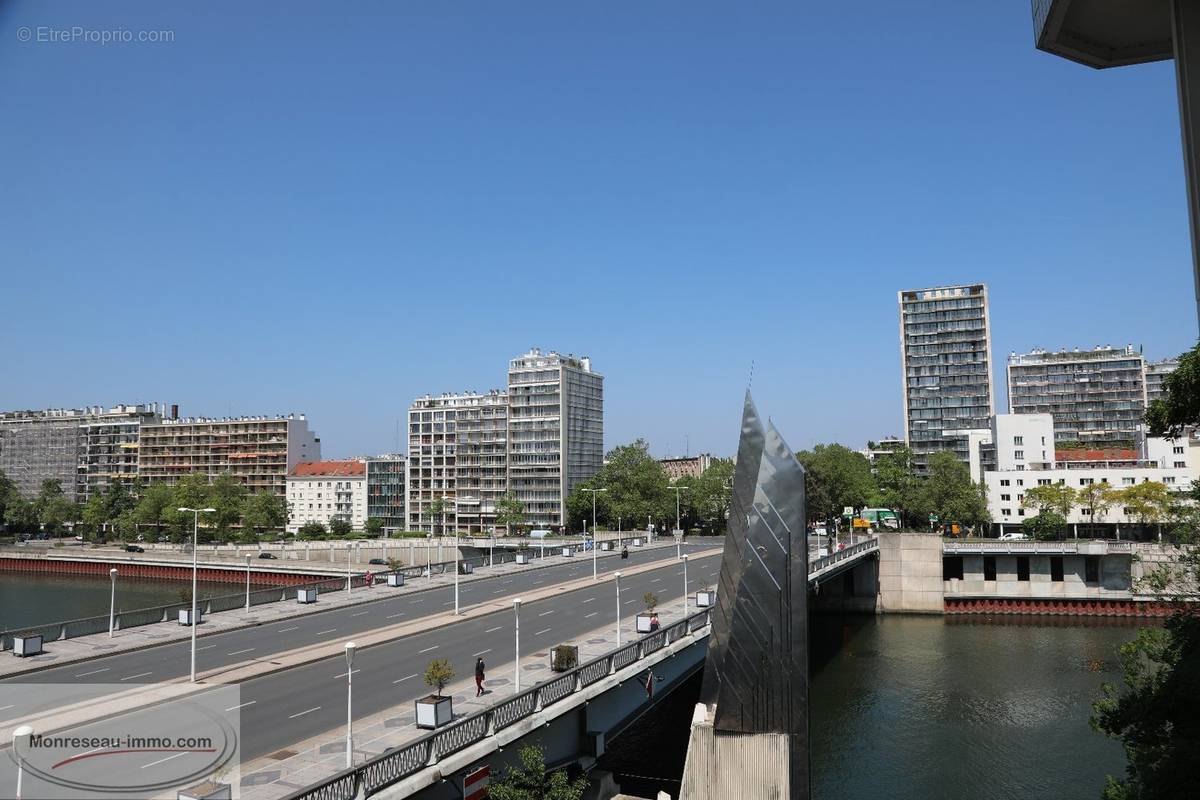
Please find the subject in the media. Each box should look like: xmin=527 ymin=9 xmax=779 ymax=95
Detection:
xmin=236 ymin=592 xmax=702 ymax=800
xmin=0 ymin=541 xmax=694 ymax=680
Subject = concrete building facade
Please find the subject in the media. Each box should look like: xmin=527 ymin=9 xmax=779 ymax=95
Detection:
xmin=286 ymin=460 xmax=367 ymax=533
xmin=1007 ymin=345 xmax=1146 ymax=447
xmin=1145 ymin=357 xmax=1179 ymax=405
xmin=898 ymin=284 xmax=995 ymax=473
xmin=658 ymin=453 xmax=715 ymax=481
xmin=138 ymin=415 xmax=320 ymax=498
xmin=365 ymin=454 xmax=406 ymax=534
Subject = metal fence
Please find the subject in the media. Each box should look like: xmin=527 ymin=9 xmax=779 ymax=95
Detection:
xmin=809 ymin=536 xmax=879 ymax=576
xmin=0 ymin=548 xmax=573 ymax=652
xmin=280 ymin=609 xmax=712 ymax=800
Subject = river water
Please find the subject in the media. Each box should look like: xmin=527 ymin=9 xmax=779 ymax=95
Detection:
xmin=603 ymin=613 xmax=1141 ymax=800
xmin=0 ymin=572 xmax=243 ymax=631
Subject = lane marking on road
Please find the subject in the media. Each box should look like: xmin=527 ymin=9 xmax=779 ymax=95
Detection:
xmin=226 ymin=700 xmax=257 ymax=711
xmin=650 ymin=578 xmax=662 ymax=583
xmin=351 ymin=611 xmax=369 ymax=617
xmin=584 ymin=612 xmax=598 ymax=619
xmin=410 ymin=599 xmax=425 ymax=603
xmin=386 ymin=613 xmax=404 ymax=619
xmin=197 ymin=644 xmax=217 ymax=651
xmin=142 ymin=751 xmax=188 ymax=769
xmin=121 ymin=672 xmax=153 ymax=681
xmin=289 ymin=706 xmax=321 ymax=719
xmin=228 ymin=648 xmax=255 ymax=656
xmin=473 ymin=649 xmax=491 ymax=657
xmin=442 ymin=601 xmax=454 ymax=607
xmin=534 ymin=627 xmax=552 ymax=636
xmin=277 ymin=626 xmax=299 ymax=633
xmin=333 ymin=669 xmax=361 ymax=679
xmin=538 ymin=610 xmax=554 ymax=617
xmin=0 ymin=704 xmax=14 ymax=712
xmin=74 ymin=668 xmax=110 ymax=678
xmin=418 ymin=645 xmax=439 ymax=654
xmin=623 ymin=599 xmax=638 ymax=605
xmin=394 ymin=674 xmax=418 ymax=684
xmin=485 ymin=626 xmax=503 ymax=633
xmin=581 ymin=597 xmax=596 ymax=604
xmin=492 ymin=589 xmax=505 ymax=595
xmin=316 ymin=629 xmax=337 ymax=635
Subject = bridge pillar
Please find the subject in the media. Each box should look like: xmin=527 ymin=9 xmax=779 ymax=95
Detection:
xmin=810 ymin=557 xmax=878 ymax=614
xmin=876 ymin=532 xmax=944 ymax=614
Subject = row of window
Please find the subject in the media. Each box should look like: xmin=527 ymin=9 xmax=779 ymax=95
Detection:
xmin=944 ymin=556 xmax=1099 ymax=583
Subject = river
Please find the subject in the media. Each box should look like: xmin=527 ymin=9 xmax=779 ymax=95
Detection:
xmin=601 ymin=613 xmax=1142 ymax=800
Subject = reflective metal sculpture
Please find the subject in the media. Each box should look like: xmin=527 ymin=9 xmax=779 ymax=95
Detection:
xmin=699 ymin=390 xmax=809 ymax=796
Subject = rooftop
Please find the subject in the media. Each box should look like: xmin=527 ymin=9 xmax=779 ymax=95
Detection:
xmin=290 ymin=460 xmax=365 ymax=478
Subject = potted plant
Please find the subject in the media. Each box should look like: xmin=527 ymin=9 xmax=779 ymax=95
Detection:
xmin=12 ymin=632 xmax=44 ymax=657
xmin=632 ymin=537 xmax=643 ymax=547
xmin=386 ymin=557 xmax=406 ymax=586
xmin=459 ymin=560 xmax=474 ymax=574
xmin=636 ymin=592 xmax=660 ymax=633
xmin=600 ymin=541 xmax=612 ymax=551
xmin=561 ymin=546 xmax=573 ymax=557
xmin=550 ymin=643 xmax=579 ymax=672
xmin=178 ymin=588 xmax=203 ymax=626
xmin=696 ymin=588 xmax=716 ymax=608
xmin=415 ymin=659 xmax=455 ymax=729
xmin=515 ymin=550 xmax=530 ymax=565
xmin=296 ymin=586 xmax=318 ymax=603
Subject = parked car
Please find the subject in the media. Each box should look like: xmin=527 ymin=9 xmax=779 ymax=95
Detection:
xmin=368 ymin=558 xmax=387 ymax=566
xmin=999 ymin=532 xmax=1027 ymax=541
xmin=258 ymin=552 xmax=277 ymax=559
xmin=124 ymin=544 xmax=145 ymax=553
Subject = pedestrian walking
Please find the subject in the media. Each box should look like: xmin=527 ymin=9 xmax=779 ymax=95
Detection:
xmin=643 ymin=668 xmax=659 ymax=699
xmin=475 ymin=656 xmax=486 ymax=696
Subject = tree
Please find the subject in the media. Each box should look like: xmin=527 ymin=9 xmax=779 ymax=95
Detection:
xmin=423 ymin=658 xmax=454 ymax=698
xmin=297 ymin=521 xmax=327 ymax=540
xmin=208 ymin=472 xmax=248 ymax=540
xmin=35 ymin=479 xmax=77 ymax=536
xmin=1115 ymin=482 xmax=1174 ymax=540
xmin=1146 ymin=342 xmax=1200 ymax=438
xmin=1023 ymin=511 xmax=1069 ymax=541
xmin=917 ymin=452 xmax=990 ymax=531
xmin=167 ymin=473 xmax=214 ymax=542
xmin=565 ymin=440 xmax=671 ymax=531
xmin=130 ymin=482 xmax=176 ymax=541
xmin=81 ymin=482 xmax=135 ymax=540
xmin=1021 ymin=483 xmax=1077 ymax=530
xmin=426 ymin=496 xmax=449 ymax=536
xmin=329 ymin=518 xmax=352 ymax=538
xmin=1077 ymin=480 xmax=1116 ymax=538
xmin=364 ymin=517 xmax=384 ymax=538
xmin=690 ymin=458 xmax=735 ymax=533
xmin=796 ymin=444 xmax=878 ymax=524
xmin=494 ymin=493 xmax=526 ymax=536
xmin=4 ymin=494 xmax=38 ymax=534
xmin=242 ymin=490 xmax=286 ymax=535
xmin=0 ymin=469 xmax=16 ymax=526
xmin=488 ymin=744 xmax=588 ymax=800
xmin=874 ymin=446 xmax=921 ymax=529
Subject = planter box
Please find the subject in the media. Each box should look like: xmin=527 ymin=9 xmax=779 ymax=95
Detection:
xmin=696 ymin=590 xmax=716 ymax=608
xmin=515 ymin=554 xmax=530 ymax=565
xmin=550 ymin=643 xmax=579 ymax=672
xmin=635 ymin=613 xmax=659 ymax=633
xmin=459 ymin=562 xmax=474 ymax=574
xmin=178 ymin=608 xmax=203 ymax=626
xmin=415 ymin=695 xmax=453 ymax=729
xmin=13 ymin=634 xmax=43 ymax=657
xmin=561 ymin=547 xmax=573 ymax=557
xmin=632 ymin=538 xmax=643 ymax=547
xmin=386 ymin=573 xmax=405 ymax=587
xmin=600 ymin=542 xmax=613 ymax=551
xmin=178 ymin=780 xmax=232 ymax=800
xmin=297 ymin=588 xmax=318 ymax=604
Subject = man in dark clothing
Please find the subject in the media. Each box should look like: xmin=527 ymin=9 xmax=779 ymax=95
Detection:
xmin=475 ymin=657 xmax=486 ymax=696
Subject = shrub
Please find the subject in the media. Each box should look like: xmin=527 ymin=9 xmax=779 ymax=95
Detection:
xmin=424 ymin=658 xmax=454 ymax=698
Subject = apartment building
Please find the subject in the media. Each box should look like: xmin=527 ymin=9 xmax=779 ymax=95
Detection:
xmin=1145 ymin=357 xmax=1180 ymax=405
xmin=0 ymin=404 xmax=165 ymax=503
xmin=898 ymin=284 xmax=995 ymax=472
xmin=1007 ymin=345 xmax=1146 ymax=447
xmin=659 ymin=453 xmax=715 ymax=481
xmin=138 ymin=415 xmax=320 ymax=497
xmin=365 ymin=454 xmax=406 ymax=534
xmin=407 ymin=391 xmax=508 ymax=535
xmin=507 ymin=348 xmax=604 ymax=529
xmin=286 ymin=460 xmax=367 ymax=533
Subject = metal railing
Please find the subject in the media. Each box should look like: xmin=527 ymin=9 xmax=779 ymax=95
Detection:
xmin=943 ymin=540 xmax=1135 ymax=555
xmin=280 ymin=609 xmax=712 ymax=800
xmin=808 ymin=536 xmax=879 ymax=576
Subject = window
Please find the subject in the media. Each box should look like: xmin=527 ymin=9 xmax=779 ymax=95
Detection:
xmin=1122 ymin=477 xmax=1136 ymax=485
xmin=1038 ymin=479 xmax=1051 ymax=486
xmin=943 ymin=556 xmax=964 ymax=581
xmin=1085 ymin=556 xmax=1100 ymax=584
xmin=1017 ymin=480 xmax=1024 ymax=487
xmin=1017 ymin=508 xmax=1025 ymax=516
xmin=983 ymin=556 xmax=997 ymax=581
xmin=1017 ymin=494 xmax=1024 ymax=502
xmin=1081 ymin=507 xmax=1092 ymax=516
xmin=1017 ymin=556 xmax=1030 ymax=582
xmin=1050 ymin=556 xmax=1064 ymax=582
xmin=1016 ymin=465 xmax=1025 ymax=471
xmin=1079 ymin=478 xmax=1094 ymax=486
xmin=1175 ymin=461 xmax=1187 ymax=468
xmin=1174 ymin=446 xmax=1185 ymax=455
xmin=1001 ymin=509 xmax=1011 ymax=517
xmin=1165 ymin=477 xmax=1176 ymax=485
xmin=1014 ymin=436 xmax=1024 ymax=446
xmin=1014 ymin=450 xmax=1025 ymax=460
xmin=1000 ymin=479 xmax=1010 ymax=487
xmin=1000 ymin=494 xmax=1011 ymax=502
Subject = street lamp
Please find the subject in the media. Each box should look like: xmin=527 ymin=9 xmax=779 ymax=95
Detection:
xmin=13 ymin=724 xmax=32 ymax=800
xmin=582 ymin=488 xmax=607 ymax=580
xmin=108 ymin=568 xmax=118 ymax=638
xmin=513 ymin=598 xmax=522 ymax=693
xmin=617 ymin=516 xmax=622 ymax=547
xmin=615 ymin=572 xmax=622 ymax=646
xmin=453 ymin=527 xmax=460 ymax=615
xmin=244 ymin=555 xmax=251 ymax=610
xmin=344 ymin=641 xmax=356 ymax=769
xmin=667 ymin=485 xmax=689 ymax=536
xmin=178 ymin=506 xmax=215 ymax=683
xmin=347 ymin=542 xmax=353 ymax=595
xmin=682 ymin=554 xmax=689 ymax=612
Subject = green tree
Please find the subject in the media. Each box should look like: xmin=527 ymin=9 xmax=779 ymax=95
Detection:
xmin=298 ymin=521 xmax=328 ymax=540
xmin=0 ymin=469 xmax=16 ymax=526
xmin=208 ymin=472 xmax=248 ymax=540
xmin=917 ymin=451 xmax=990 ymax=531
xmin=1022 ymin=483 xmax=1078 ymax=525
xmin=81 ymin=482 xmax=136 ymax=541
xmin=565 ymin=440 xmax=671 ymax=531
xmin=1023 ymin=511 xmax=1069 ymax=541
xmin=168 ymin=473 xmax=214 ymax=541
xmin=35 ymin=479 xmax=77 ymax=536
xmin=494 ymin=492 xmax=526 ymax=536
xmin=688 ymin=458 xmax=735 ymax=534
xmin=1115 ymin=482 xmax=1174 ymax=540
xmin=426 ymin=496 xmax=450 ymax=536
xmin=242 ymin=490 xmax=286 ymax=535
xmin=4 ymin=494 xmax=38 ymax=534
xmin=130 ymin=482 xmax=176 ymax=541
xmin=1145 ymin=342 xmax=1200 ymax=438
xmin=364 ymin=517 xmax=384 ymax=538
xmin=423 ymin=658 xmax=454 ymax=698
xmin=488 ymin=744 xmax=588 ymax=800
xmin=796 ymin=444 xmax=877 ymax=524
xmin=1077 ymin=480 xmax=1116 ymax=538
xmin=329 ymin=518 xmax=352 ymax=538
xmin=874 ymin=446 xmax=921 ymax=529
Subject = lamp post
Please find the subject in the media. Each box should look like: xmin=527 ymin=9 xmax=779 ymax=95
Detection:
xmin=513 ymin=598 xmax=521 ymax=693
xmin=244 ymin=555 xmax=251 ymax=610
xmin=682 ymin=554 xmax=689 ymax=611
xmin=426 ymin=532 xmax=432 ymax=578
xmin=667 ymin=485 xmax=689 ymax=537
xmin=344 ymin=641 xmax=356 ymax=769
xmin=13 ymin=724 xmax=33 ymax=800
xmin=108 ymin=568 xmax=118 ymax=638
xmin=617 ymin=516 xmax=622 ymax=547
xmin=453 ymin=528 xmax=460 ymax=615
xmin=178 ymin=506 xmax=215 ymax=684
xmin=582 ymin=488 xmax=607 ymax=580
xmin=615 ymin=572 xmax=622 ymax=646
xmin=347 ymin=542 xmax=353 ymax=595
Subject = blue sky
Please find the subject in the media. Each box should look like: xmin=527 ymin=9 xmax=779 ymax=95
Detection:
xmin=0 ymin=1 xmax=1194 ymax=459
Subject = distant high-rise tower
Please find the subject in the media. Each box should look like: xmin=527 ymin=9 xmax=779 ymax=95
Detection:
xmin=898 ymin=284 xmax=995 ymax=472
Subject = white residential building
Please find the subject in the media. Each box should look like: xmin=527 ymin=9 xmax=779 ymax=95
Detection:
xmin=287 ymin=460 xmax=367 ymax=533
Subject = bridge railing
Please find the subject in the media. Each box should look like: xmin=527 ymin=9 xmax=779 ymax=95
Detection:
xmin=809 ymin=536 xmax=879 ymax=576
xmin=942 ymin=540 xmax=1135 ymax=555
xmin=280 ymin=608 xmax=713 ymax=800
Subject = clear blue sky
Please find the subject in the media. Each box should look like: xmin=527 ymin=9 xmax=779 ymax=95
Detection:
xmin=0 ymin=2 xmax=1194 ymax=460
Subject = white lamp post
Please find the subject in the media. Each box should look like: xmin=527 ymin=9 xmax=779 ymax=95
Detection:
xmin=178 ymin=507 xmax=215 ymax=683
xmin=347 ymin=542 xmax=353 ymax=595
xmin=682 ymin=554 xmax=689 ymax=611
xmin=615 ymin=572 xmax=622 ymax=646
xmin=453 ymin=528 xmax=460 ymax=615
xmin=617 ymin=516 xmax=622 ymax=547
xmin=513 ymin=598 xmax=521 ymax=693
xmin=108 ymin=568 xmax=118 ymax=638
xmin=244 ymin=555 xmax=251 ymax=610
xmin=344 ymin=641 xmax=356 ymax=768
xmin=13 ymin=724 xmax=33 ymax=800
xmin=582 ymin=488 xmax=607 ymax=580
xmin=668 ymin=485 xmax=689 ymax=538
xmin=426 ymin=532 xmax=432 ymax=578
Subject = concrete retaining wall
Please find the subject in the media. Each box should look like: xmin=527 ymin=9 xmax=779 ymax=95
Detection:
xmin=877 ymin=533 xmax=943 ymax=613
